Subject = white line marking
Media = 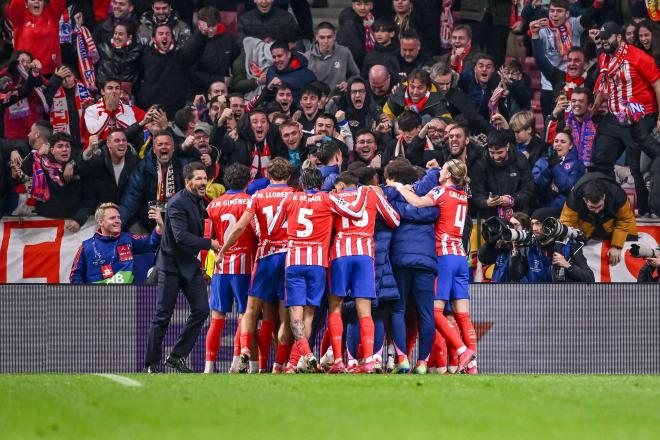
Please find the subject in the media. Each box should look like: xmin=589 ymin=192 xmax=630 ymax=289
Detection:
xmin=95 ymin=374 xmax=143 ymax=387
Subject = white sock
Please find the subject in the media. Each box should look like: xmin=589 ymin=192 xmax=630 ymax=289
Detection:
xmin=249 ymin=361 xmax=259 ymax=373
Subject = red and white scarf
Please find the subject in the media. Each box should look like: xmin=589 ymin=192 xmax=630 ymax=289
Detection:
xmin=152 ymin=39 xmax=175 ymax=55
xmin=250 ymin=141 xmax=271 ymax=179
xmin=30 ymin=151 xmax=64 ymax=202
xmin=73 ymin=24 xmax=99 ymax=92
xmin=156 ymin=162 xmax=176 ymax=203
xmin=488 ymin=84 xmax=508 ymax=115
xmin=450 ymin=43 xmax=472 ymax=73
xmin=563 ymin=72 xmax=586 ymax=100
xmin=404 ymin=89 xmax=430 ymax=113
xmin=440 ymin=5 xmax=454 ymax=50
xmin=363 ymin=13 xmax=376 ymax=52
xmin=549 ymin=20 xmax=573 ymax=57
xmin=50 ymin=81 xmax=92 ymax=135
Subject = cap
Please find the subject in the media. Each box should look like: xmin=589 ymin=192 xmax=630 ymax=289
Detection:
xmin=193 ymin=122 xmax=212 ymax=137
xmin=599 ymin=22 xmax=620 ymax=40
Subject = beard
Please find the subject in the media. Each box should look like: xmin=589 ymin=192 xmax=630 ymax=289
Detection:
xmin=603 ymin=40 xmax=619 ymax=54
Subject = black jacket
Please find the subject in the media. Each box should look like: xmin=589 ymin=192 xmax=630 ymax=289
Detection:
xmin=443 ymin=87 xmax=491 ymax=135
xmin=137 ymin=31 xmax=207 ymax=117
xmin=471 ymin=145 xmax=535 ymax=217
xmin=96 ymin=41 xmax=142 ymax=89
xmin=156 ymin=189 xmax=212 ymax=281
xmin=361 ymin=41 xmax=400 ymax=79
xmin=20 ymin=152 xmax=95 ymax=225
xmin=78 ymin=144 xmax=138 ymax=206
xmin=423 ymin=142 xmax=484 ymax=178
xmin=220 ymin=114 xmax=282 ymax=171
xmin=236 ymin=7 xmax=298 ymax=45
xmin=336 ymin=8 xmax=368 ymax=68
xmin=188 ymin=31 xmax=239 ymax=96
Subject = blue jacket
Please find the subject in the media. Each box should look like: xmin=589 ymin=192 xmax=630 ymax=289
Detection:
xmin=532 ymin=146 xmax=585 ymax=210
xmin=119 ymin=148 xmax=193 ymax=229
xmin=320 ymin=164 xmax=340 ymax=192
xmin=374 ymin=218 xmax=399 ymax=302
xmin=384 ymin=181 xmax=439 ymax=273
xmin=70 ymin=230 xmax=161 ymax=284
xmin=524 ymin=241 xmax=572 ymax=283
xmin=491 ymin=251 xmax=511 ymax=283
xmin=265 ymin=52 xmax=317 ymax=103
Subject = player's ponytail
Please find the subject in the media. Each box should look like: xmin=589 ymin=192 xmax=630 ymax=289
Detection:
xmin=445 ymin=159 xmax=470 ymax=190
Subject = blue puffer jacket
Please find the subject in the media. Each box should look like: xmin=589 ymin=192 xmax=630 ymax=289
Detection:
xmin=532 ymin=146 xmax=585 ymax=210
xmin=374 ymin=218 xmax=398 ymax=302
xmin=385 ymin=173 xmax=439 ymax=273
xmin=265 ymin=52 xmax=317 ymax=103
xmin=320 ymin=164 xmax=340 ymax=192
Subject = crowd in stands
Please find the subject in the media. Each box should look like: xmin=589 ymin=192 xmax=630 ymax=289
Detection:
xmin=1 ymin=0 xmax=660 ymax=282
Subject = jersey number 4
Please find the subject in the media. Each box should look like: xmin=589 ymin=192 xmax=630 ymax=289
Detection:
xmin=454 ymin=205 xmax=467 ymax=230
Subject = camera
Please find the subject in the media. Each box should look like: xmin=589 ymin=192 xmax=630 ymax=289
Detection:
xmin=630 ymin=244 xmax=660 ymax=259
xmin=539 ymin=217 xmax=584 ymax=246
xmin=482 ymin=216 xmax=531 ymax=244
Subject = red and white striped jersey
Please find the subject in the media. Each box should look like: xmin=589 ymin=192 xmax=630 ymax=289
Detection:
xmin=269 ymin=187 xmax=369 ymax=267
xmin=207 ymin=191 xmax=257 ymax=274
xmin=597 ymin=43 xmax=660 ymax=115
xmin=246 ymin=184 xmax=295 ymax=259
xmin=427 ymin=185 xmax=468 ymax=257
xmin=330 ymin=188 xmax=400 ymax=260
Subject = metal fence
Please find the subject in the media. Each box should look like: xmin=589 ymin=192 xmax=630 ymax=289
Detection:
xmin=1 ymin=283 xmax=658 ymax=374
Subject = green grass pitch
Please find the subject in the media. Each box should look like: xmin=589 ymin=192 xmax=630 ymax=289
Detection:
xmin=1 ymin=374 xmax=659 ymax=439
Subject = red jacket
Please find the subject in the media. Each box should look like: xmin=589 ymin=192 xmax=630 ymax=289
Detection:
xmin=8 ymin=0 xmax=67 ymax=74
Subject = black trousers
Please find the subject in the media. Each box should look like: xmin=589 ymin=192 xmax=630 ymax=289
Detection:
xmin=144 ymin=268 xmax=210 ymax=367
xmin=591 ymin=113 xmax=660 ymax=215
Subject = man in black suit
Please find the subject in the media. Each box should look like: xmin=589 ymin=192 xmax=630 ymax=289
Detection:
xmin=144 ymin=161 xmax=220 ymax=373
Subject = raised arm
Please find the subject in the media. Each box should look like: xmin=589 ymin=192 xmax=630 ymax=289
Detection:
xmin=329 ymin=186 xmax=368 ymax=219
xmin=373 ymin=191 xmax=400 ymax=228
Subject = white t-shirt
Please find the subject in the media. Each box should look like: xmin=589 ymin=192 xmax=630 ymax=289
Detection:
xmin=112 ymin=160 xmax=125 ymax=185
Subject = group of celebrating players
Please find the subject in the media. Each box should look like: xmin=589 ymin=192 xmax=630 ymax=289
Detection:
xmin=202 ymin=153 xmax=478 ymax=375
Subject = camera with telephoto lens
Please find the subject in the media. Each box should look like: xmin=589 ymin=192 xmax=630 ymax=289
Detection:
xmin=539 ymin=217 xmax=584 ymax=246
xmin=630 ymin=244 xmax=660 ymax=259
xmin=482 ymin=216 xmax=531 ymax=244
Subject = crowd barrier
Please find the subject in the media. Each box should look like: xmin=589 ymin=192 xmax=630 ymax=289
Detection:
xmin=1 ymin=284 xmax=658 ymax=374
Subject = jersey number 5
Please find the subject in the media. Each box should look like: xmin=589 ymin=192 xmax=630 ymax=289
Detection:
xmin=297 ymin=208 xmax=314 ymax=238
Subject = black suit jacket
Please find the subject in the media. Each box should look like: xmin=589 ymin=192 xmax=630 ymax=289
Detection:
xmin=156 ymin=189 xmax=212 ymax=281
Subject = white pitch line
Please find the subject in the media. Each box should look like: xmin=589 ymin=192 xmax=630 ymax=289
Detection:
xmin=95 ymin=373 xmax=143 ymax=387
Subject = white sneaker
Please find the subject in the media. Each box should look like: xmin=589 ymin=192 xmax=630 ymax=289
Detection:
xmin=296 ymin=353 xmax=318 ymax=373
xmin=373 ymin=353 xmax=383 ymax=374
xmin=203 ymin=360 xmax=215 ymax=374
xmin=320 ymin=348 xmax=334 ymax=371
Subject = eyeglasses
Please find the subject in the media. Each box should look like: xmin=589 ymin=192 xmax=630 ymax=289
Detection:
xmin=351 ymin=89 xmax=367 ymax=95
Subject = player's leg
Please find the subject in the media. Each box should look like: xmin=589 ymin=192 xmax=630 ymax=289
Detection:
xmin=327 ymin=258 xmax=348 ymax=372
xmin=257 ymin=300 xmax=278 ymax=372
xmin=450 ymin=255 xmax=477 ymax=373
xmin=435 ymin=256 xmax=473 ymax=371
xmin=372 ymin=303 xmax=385 ymax=373
xmin=391 ymin=268 xmax=411 ymax=373
xmin=412 ymin=269 xmax=435 ymax=374
xmin=353 ymin=256 xmax=376 ymax=373
xmin=205 ymin=274 xmax=227 ymax=373
xmin=285 ymin=265 xmax=315 ymax=371
xmin=274 ymin=299 xmax=293 ymax=373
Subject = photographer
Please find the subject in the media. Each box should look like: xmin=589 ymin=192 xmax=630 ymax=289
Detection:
xmin=631 ymin=245 xmax=660 ymax=283
xmin=509 ymin=208 xmax=594 ymax=283
xmin=478 ymin=212 xmax=531 ymax=282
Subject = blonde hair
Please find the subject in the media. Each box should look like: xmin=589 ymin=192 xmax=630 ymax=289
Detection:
xmin=95 ymin=202 xmax=120 ymax=224
xmin=509 ymin=110 xmax=536 ymax=133
xmin=445 ymin=159 xmax=470 ymax=190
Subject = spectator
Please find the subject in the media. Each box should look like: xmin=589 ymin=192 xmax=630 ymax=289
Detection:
xmin=459 ymin=53 xmax=500 ymax=120
xmin=560 ymin=172 xmax=638 ymax=266
xmin=591 ymin=22 xmax=660 ymax=217
xmin=136 ymin=23 xmax=209 ymax=117
xmin=471 ymin=129 xmax=535 ymax=217
xmin=394 ymin=30 xmax=429 ymax=80
xmin=348 ymin=129 xmax=380 ymax=167
xmin=191 ymin=122 xmax=224 ymax=201
xmin=509 ymin=207 xmax=594 ymax=282
xmin=84 ymin=78 xmax=138 ymax=143
xmin=208 ymin=81 xmax=228 ymax=99
xmin=424 ymin=124 xmax=483 ymax=178
xmin=8 ymin=0 xmax=66 ymax=75
xmin=381 ymin=110 xmax=427 ymax=167
xmin=170 ymin=105 xmax=198 ymax=145
xmin=126 ymin=104 xmax=169 ymax=159
xmin=528 ymin=0 xmax=601 ymax=116
xmin=458 ymin=0 xmax=512 ymax=67
xmin=478 ymin=212 xmax=531 ymax=283
xmin=437 ymin=25 xmax=480 ymax=74
xmin=305 ymin=112 xmax=351 ymax=160
xmin=634 ymin=19 xmax=660 ymax=68
xmin=188 ymin=7 xmax=239 ymax=97
xmin=266 ymin=41 xmax=317 ymax=104
xmin=383 ymin=69 xmax=449 ymax=122
xmin=236 ymin=0 xmax=298 ymax=45
xmin=221 ymin=109 xmax=278 ymax=179
xmin=294 ymin=84 xmax=322 ymax=131
xmin=368 ymin=64 xmax=396 ymax=108
xmin=637 ymin=253 xmax=660 ymax=282
xmin=96 ymin=21 xmax=142 ymax=96
xmin=428 ymin=62 xmax=491 ymax=135
xmin=545 ymin=86 xmax=598 ymax=168
xmin=228 ymin=93 xmax=246 ymax=120
xmin=79 ymin=128 xmax=138 ymax=206
xmin=93 ymin=0 xmax=137 ymax=45
xmin=70 ymin=202 xmax=162 ymax=284
xmin=498 ymin=110 xmax=545 ymax=168
xmin=488 ymin=59 xmax=532 ymax=120
xmin=305 ymin=22 xmax=359 ymax=93
xmin=136 ymin=0 xmax=191 ymax=46
xmin=326 ymin=77 xmax=382 ymax=138
xmin=623 ymin=21 xmax=637 ymax=45
xmin=277 ymin=120 xmax=308 ymax=168
xmin=336 ymin=0 xmax=375 ymax=69
xmin=390 ymin=0 xmax=438 ymax=54
xmin=20 ymin=131 xmax=95 ymax=231
xmin=1 ymin=51 xmax=47 ymax=141
xmin=532 ymin=129 xmax=586 ymax=210
xmin=360 ymin=17 xmax=398 ymax=78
